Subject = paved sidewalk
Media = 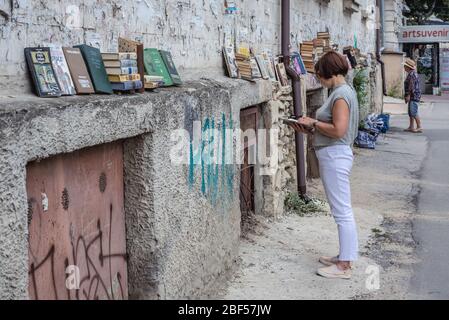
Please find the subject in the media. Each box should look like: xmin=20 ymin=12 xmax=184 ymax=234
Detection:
xmin=408 ymin=99 xmax=449 ymax=299
xmin=383 ymin=95 xmax=442 ymax=115
xmin=420 ymin=94 xmax=449 ymax=103
xmin=383 ymin=96 xmax=407 ymax=115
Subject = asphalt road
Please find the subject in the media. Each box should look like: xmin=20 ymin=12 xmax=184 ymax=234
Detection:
xmin=407 ymin=101 xmax=449 ymax=299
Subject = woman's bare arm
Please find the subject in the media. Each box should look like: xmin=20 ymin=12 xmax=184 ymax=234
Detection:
xmin=298 ymin=99 xmax=350 ymax=139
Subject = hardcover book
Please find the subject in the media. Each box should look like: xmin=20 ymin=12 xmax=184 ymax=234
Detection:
xmin=144 ymin=75 xmax=164 ymax=82
xmin=255 ymin=55 xmax=269 ymax=80
xmin=104 ymin=59 xmax=138 ymax=68
xmin=48 ymin=45 xmax=76 ymax=95
xmin=237 ymin=44 xmax=251 ymax=59
xmin=63 ymin=47 xmax=95 ymax=94
xmin=101 ymin=52 xmax=138 ymax=61
xmin=105 ymin=67 xmax=139 ymax=75
xmin=261 ymin=52 xmax=276 ymax=81
xmin=111 ymin=80 xmax=143 ymax=91
xmin=144 ymin=82 xmax=160 ymax=90
xmin=24 ymin=47 xmax=62 ymax=97
xmin=291 ymin=52 xmax=307 ymax=75
xmin=250 ymin=57 xmax=262 ymax=79
xmin=118 ymin=37 xmax=145 ymax=93
xmin=108 ymin=74 xmax=141 ymax=82
xmin=74 ymin=44 xmax=112 ymax=94
xmin=159 ymin=50 xmax=182 ymax=85
xmin=297 ymin=53 xmax=307 ymax=74
xmin=276 ymin=62 xmax=289 ymax=87
xmin=222 ymin=46 xmax=239 ymax=78
xmin=143 ymin=48 xmax=173 ymax=86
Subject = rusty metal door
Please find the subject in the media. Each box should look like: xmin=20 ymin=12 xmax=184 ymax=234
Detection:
xmin=26 ymin=141 xmax=128 ymax=300
xmin=240 ymin=106 xmax=259 ymax=215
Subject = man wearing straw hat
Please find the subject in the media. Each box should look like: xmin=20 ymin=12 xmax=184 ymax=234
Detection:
xmin=404 ymin=57 xmax=423 ymax=133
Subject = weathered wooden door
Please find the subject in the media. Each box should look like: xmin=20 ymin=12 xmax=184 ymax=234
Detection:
xmin=240 ymin=106 xmax=259 ymax=215
xmin=26 ymin=141 xmax=128 ymax=300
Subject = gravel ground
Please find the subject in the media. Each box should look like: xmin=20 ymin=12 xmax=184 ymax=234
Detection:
xmin=215 ymin=111 xmax=428 ymax=300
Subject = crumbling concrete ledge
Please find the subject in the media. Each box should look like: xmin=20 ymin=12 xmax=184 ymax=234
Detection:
xmin=0 ymin=76 xmax=273 ymax=299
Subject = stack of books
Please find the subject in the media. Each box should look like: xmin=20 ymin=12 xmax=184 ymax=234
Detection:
xmin=144 ymin=75 xmax=164 ymax=89
xmin=317 ymin=32 xmax=331 ymax=48
xmin=314 ymin=40 xmax=325 ymax=61
xmin=315 ymin=32 xmax=332 ymax=60
xmin=235 ymin=52 xmax=252 ymax=80
xmin=300 ymin=41 xmax=315 ymax=73
xmin=102 ymin=52 xmax=142 ymax=91
xmin=237 ymin=45 xmax=251 ymax=59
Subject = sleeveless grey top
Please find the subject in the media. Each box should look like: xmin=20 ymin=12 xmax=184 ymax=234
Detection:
xmin=313 ymin=83 xmax=359 ymax=149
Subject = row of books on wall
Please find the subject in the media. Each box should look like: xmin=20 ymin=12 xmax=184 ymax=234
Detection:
xmin=222 ymin=32 xmax=336 ymax=82
xmin=25 ymin=37 xmax=182 ymax=98
xmin=222 ymin=46 xmax=309 ymax=86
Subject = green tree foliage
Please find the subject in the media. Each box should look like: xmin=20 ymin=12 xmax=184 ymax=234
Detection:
xmin=405 ymin=0 xmax=449 ymax=24
xmin=353 ymin=68 xmax=369 ymax=108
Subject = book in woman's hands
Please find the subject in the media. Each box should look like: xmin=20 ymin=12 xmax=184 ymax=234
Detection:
xmin=281 ymin=117 xmax=299 ymax=125
xmin=281 ymin=116 xmax=314 ymax=132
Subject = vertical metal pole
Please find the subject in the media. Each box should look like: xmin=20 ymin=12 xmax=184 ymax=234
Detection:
xmin=380 ymin=0 xmax=385 ymax=47
xmin=376 ymin=0 xmax=387 ymax=102
xmin=281 ymin=0 xmax=307 ymax=196
xmin=281 ymin=0 xmax=290 ymax=58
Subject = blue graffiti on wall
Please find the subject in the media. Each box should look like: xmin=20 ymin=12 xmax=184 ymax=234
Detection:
xmin=188 ymin=113 xmax=235 ymax=207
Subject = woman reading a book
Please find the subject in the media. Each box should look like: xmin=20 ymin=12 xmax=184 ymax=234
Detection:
xmin=289 ymin=51 xmax=359 ymax=279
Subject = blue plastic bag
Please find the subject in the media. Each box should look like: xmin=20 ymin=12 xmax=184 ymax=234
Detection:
xmin=362 ymin=114 xmax=382 ymax=134
xmin=354 ymin=130 xmax=376 ymax=149
xmin=376 ymin=114 xmax=390 ymax=133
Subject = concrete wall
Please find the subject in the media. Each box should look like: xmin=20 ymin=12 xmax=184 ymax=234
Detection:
xmin=255 ymin=83 xmax=306 ymax=218
xmin=382 ymin=51 xmax=405 ymax=98
xmin=372 ymin=59 xmax=384 ymax=113
xmin=0 ymin=77 xmax=272 ymax=299
xmin=383 ymin=0 xmax=404 ymax=52
xmin=0 ymin=0 xmax=377 ymax=95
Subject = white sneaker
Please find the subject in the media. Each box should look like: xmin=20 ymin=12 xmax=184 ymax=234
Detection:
xmin=318 ymin=256 xmax=339 ymax=266
xmin=317 ymin=264 xmax=352 ymax=279
xmin=319 ymin=256 xmax=354 ymax=269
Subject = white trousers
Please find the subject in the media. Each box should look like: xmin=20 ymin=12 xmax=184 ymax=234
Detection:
xmin=315 ymin=144 xmax=358 ymax=261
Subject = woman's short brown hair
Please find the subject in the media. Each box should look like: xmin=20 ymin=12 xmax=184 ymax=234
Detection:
xmin=314 ymin=51 xmax=349 ymax=79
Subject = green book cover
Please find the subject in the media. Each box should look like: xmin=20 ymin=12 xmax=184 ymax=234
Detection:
xmin=143 ymin=48 xmax=173 ymax=87
xmin=159 ymin=50 xmax=182 ymax=86
xmin=74 ymin=44 xmax=113 ymax=94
